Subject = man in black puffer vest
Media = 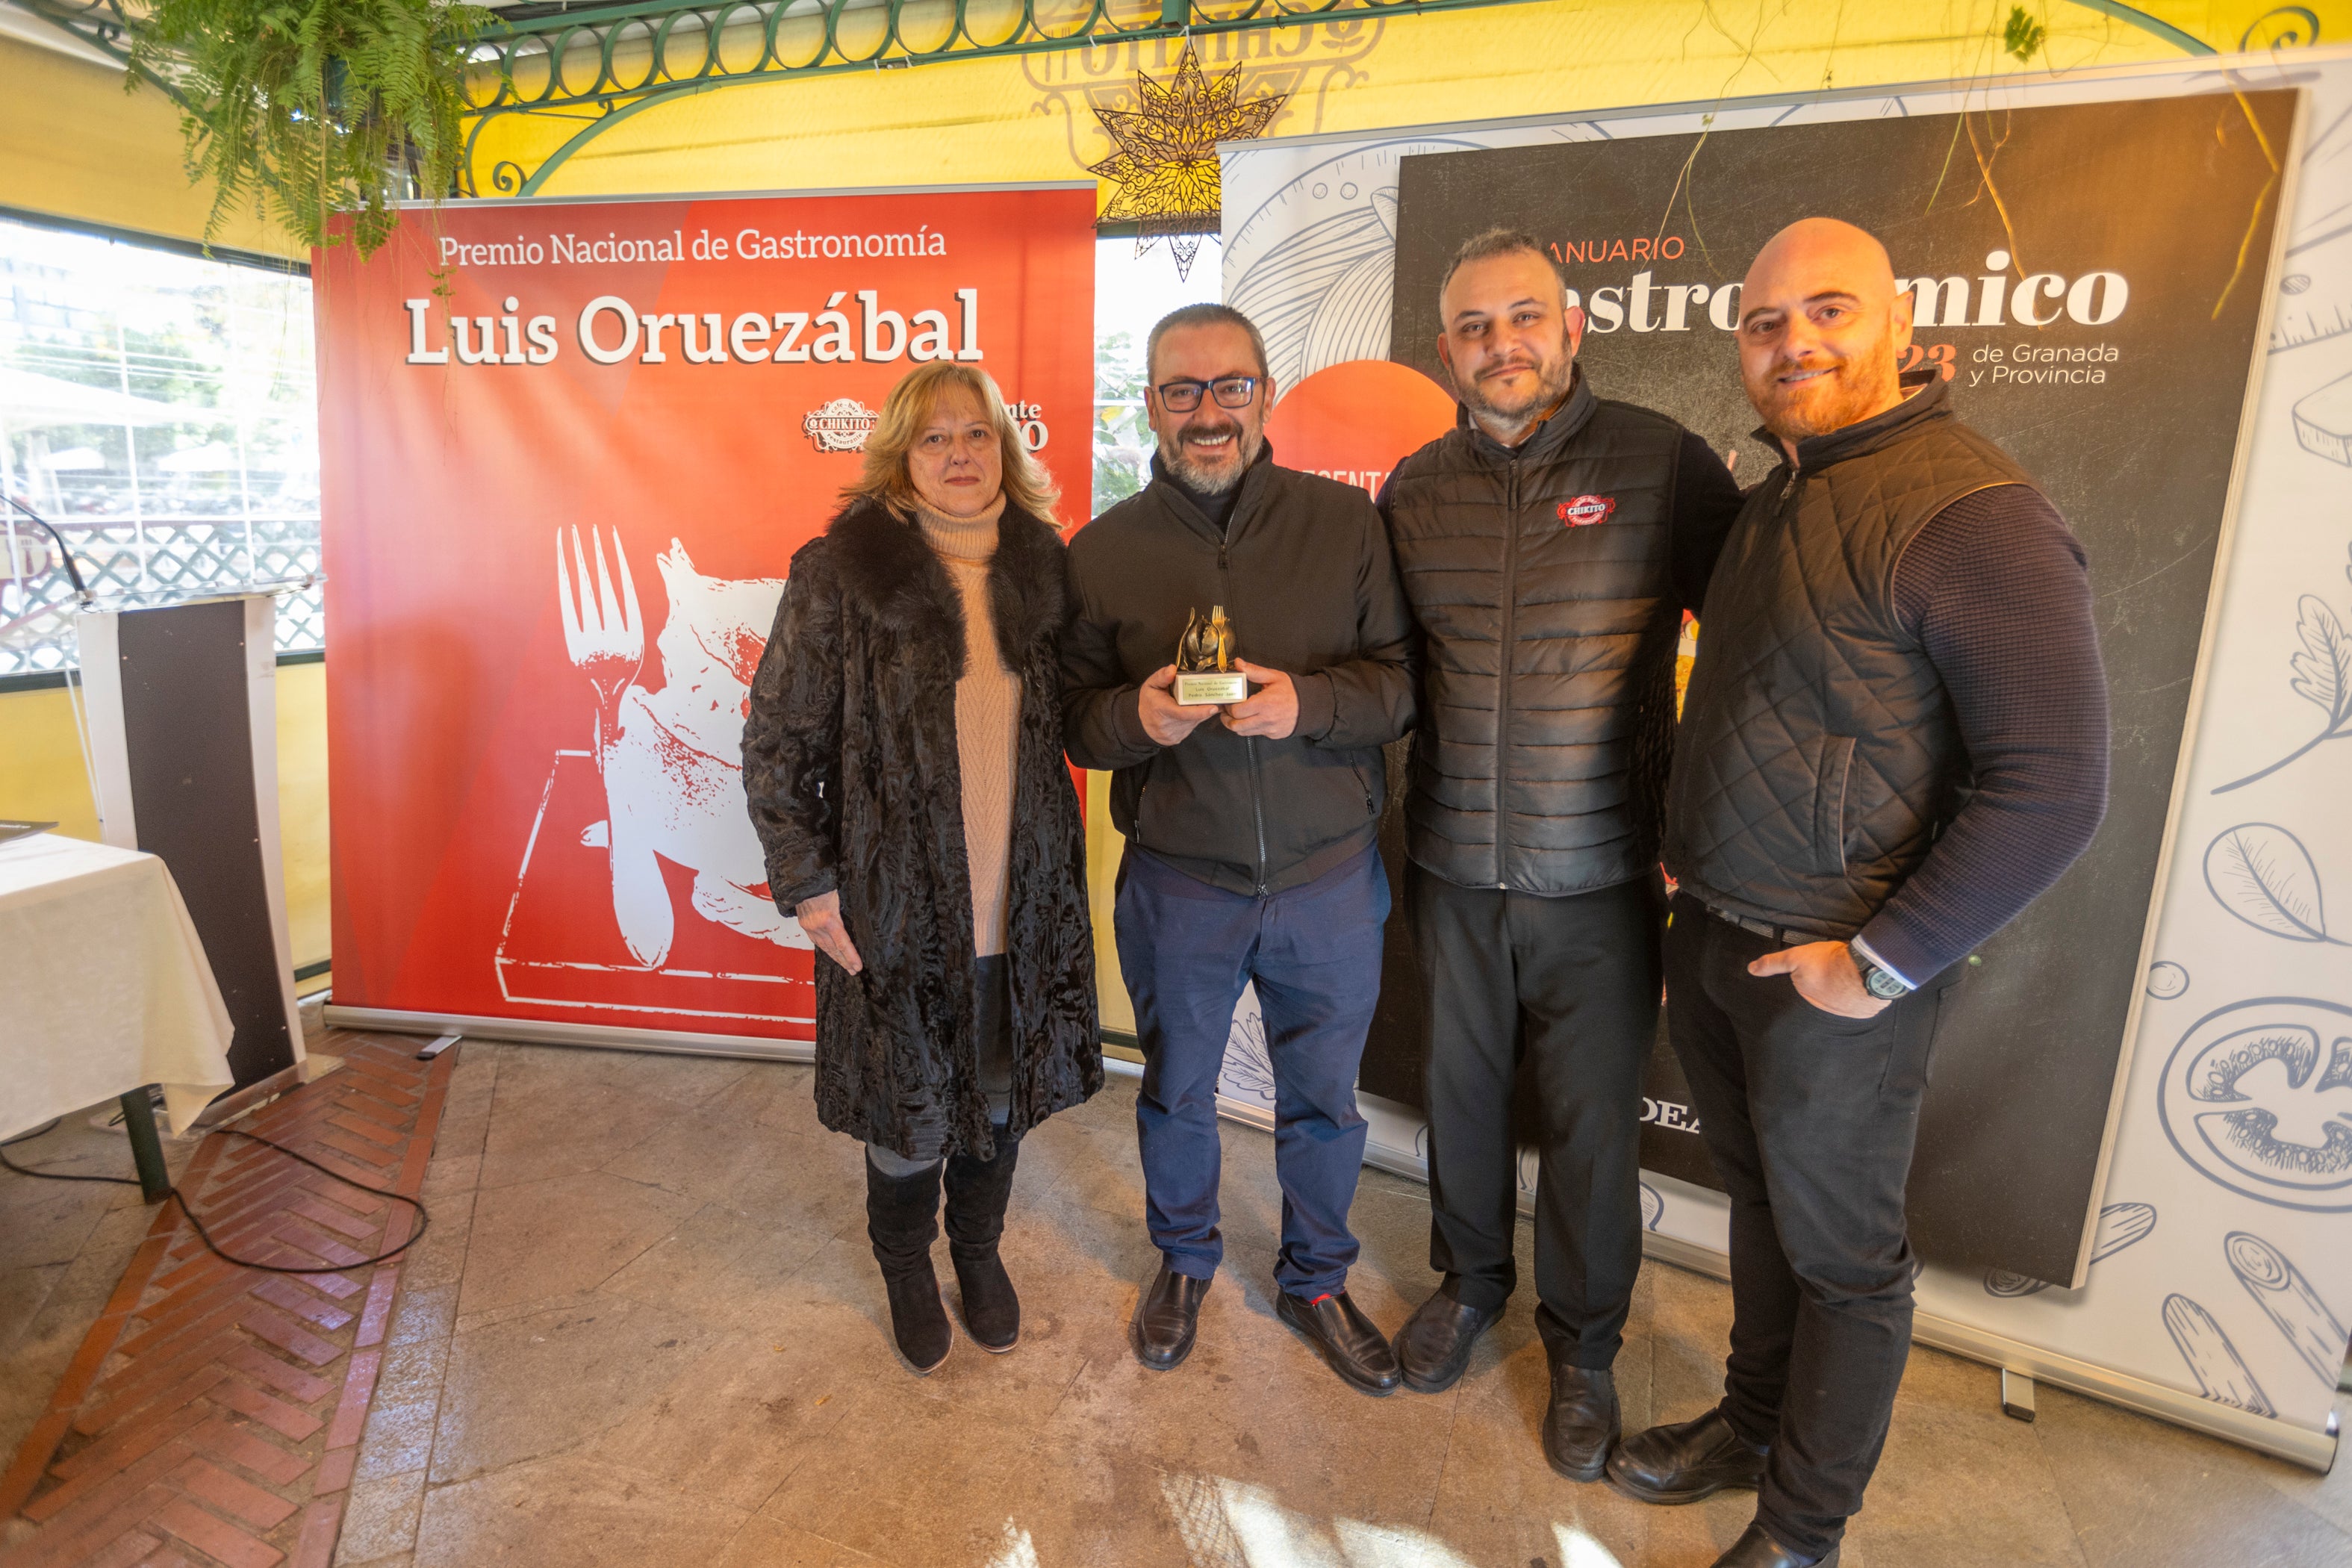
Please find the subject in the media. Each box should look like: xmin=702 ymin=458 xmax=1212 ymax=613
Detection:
xmin=1377 ymin=229 xmax=1743 ymax=1469
xmin=1610 ymin=220 xmax=2109 ymax=1568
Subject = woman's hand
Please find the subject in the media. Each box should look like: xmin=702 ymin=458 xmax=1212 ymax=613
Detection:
xmin=796 ymin=889 xmax=864 ymax=975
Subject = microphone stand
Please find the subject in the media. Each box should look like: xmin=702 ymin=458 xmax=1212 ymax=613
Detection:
xmin=3 ymin=493 xmax=96 ymax=604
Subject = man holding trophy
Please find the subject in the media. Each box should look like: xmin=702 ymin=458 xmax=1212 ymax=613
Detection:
xmin=1063 ymin=303 xmax=1419 ymax=1392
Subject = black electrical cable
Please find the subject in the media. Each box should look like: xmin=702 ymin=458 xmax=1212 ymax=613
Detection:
xmin=0 ymin=1093 xmax=429 ymax=1275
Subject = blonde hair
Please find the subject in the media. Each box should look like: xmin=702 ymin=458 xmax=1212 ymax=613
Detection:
xmin=844 ymin=361 xmax=1060 ymax=526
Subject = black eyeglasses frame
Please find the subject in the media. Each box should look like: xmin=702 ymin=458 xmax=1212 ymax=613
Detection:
xmin=1152 ymin=376 xmax=1260 ymax=412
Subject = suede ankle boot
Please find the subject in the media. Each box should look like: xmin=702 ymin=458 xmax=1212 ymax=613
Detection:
xmin=943 ymin=1134 xmax=1021 ymax=1351
xmin=865 ymin=1154 xmax=952 ymax=1374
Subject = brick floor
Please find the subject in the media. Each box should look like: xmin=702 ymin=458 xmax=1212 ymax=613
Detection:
xmin=2 ymin=1036 xmax=455 ymax=1568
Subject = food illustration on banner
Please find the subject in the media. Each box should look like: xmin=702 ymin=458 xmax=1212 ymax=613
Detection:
xmin=2224 ymin=1231 xmax=2350 ymax=1387
xmin=2212 ymin=582 xmax=2352 ymax=794
xmin=2162 ymin=1292 xmax=2277 ymax=1416
xmin=499 ymin=529 xmax=809 ymax=1025
xmin=2147 ymin=961 xmax=2191 ymax=1000
xmin=2157 ymin=998 xmax=2352 ymax=1212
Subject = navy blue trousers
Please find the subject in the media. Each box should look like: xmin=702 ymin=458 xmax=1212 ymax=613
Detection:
xmin=1114 ymin=844 xmax=1389 ymax=1298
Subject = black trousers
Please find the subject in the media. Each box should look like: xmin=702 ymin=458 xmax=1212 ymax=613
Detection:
xmin=1406 ymin=865 xmax=1660 ymax=1368
xmin=1664 ymin=893 xmax=1953 ymax=1561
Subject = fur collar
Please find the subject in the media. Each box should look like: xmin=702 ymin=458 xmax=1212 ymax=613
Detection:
xmin=824 ymin=497 xmax=1067 ymax=672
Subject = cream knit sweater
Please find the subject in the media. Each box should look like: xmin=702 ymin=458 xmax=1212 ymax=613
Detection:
xmin=915 ymin=497 xmax=1019 ymax=957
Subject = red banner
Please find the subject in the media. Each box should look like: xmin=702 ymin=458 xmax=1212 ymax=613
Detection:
xmin=317 ymin=187 xmax=1095 ymax=1041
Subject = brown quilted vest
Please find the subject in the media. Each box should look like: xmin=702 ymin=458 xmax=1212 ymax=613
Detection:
xmin=1663 ymin=380 xmax=2038 ymax=937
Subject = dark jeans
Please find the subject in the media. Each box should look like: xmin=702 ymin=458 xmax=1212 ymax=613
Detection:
xmin=1115 ymin=844 xmax=1389 ymax=1298
xmin=1664 ymin=894 xmax=1953 ymax=1561
xmin=1406 ymin=865 xmax=1659 ymax=1368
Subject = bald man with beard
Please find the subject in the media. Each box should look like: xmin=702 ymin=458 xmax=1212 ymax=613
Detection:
xmin=1610 ymin=219 xmax=2109 ymax=1568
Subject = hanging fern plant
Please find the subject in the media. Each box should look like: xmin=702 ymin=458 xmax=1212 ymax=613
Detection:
xmin=127 ymin=0 xmax=493 ymax=258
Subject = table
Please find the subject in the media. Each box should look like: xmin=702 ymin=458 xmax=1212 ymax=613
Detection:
xmin=1 ymin=832 xmax=237 ymax=1198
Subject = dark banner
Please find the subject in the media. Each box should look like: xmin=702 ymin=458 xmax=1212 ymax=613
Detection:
xmin=1377 ymin=92 xmax=2297 ymax=1282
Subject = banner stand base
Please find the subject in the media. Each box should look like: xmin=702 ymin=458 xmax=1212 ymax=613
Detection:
xmin=324 ymin=1008 xmax=2335 ymax=1474
xmin=321 ymin=1006 xmax=814 ymax=1064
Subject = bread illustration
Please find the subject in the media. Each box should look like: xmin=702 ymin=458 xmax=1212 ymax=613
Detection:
xmin=2162 ymin=1293 xmax=2276 ymax=1416
xmin=2092 ymin=1202 xmax=2157 ymax=1263
xmin=2292 ymin=367 xmax=2352 ymax=466
xmin=2226 ymin=1231 xmax=2350 ymax=1387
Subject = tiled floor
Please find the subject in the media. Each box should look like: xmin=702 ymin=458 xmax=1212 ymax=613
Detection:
xmin=1 ymin=1025 xmax=452 ymax=1567
xmin=7 ymin=1028 xmax=2349 ymax=1568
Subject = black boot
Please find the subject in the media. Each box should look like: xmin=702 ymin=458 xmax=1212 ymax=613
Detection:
xmin=865 ymin=1153 xmax=952 ymax=1374
xmin=944 ymin=1135 xmax=1021 ymax=1352
xmin=1608 ymin=1406 xmax=1767 ymax=1504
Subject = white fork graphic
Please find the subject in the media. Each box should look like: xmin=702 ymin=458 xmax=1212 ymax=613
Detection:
xmin=556 ymin=525 xmax=644 ymax=768
xmin=557 ymin=526 xmax=665 ymax=967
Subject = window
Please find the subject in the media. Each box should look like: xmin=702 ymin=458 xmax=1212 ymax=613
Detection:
xmin=1094 ymin=236 xmax=1221 ymax=509
xmin=0 ymin=214 xmax=321 ymax=679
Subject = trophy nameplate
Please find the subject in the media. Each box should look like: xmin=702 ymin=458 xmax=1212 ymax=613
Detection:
xmin=1174 ymin=605 xmax=1248 ymax=706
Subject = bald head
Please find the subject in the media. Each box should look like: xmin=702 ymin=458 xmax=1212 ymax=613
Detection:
xmin=1736 ymin=217 xmax=1914 ymax=455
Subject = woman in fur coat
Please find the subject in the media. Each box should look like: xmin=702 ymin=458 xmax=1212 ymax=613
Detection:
xmin=742 ymin=361 xmax=1100 ymax=1373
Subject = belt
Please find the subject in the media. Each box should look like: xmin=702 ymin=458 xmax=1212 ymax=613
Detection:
xmin=1699 ymin=902 xmax=1834 ymax=948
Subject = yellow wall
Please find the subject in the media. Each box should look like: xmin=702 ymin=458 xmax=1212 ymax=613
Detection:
xmin=0 ymin=34 xmax=302 ymax=258
xmin=466 ymin=0 xmax=2346 ymax=203
xmin=0 ymin=665 xmax=332 ymax=977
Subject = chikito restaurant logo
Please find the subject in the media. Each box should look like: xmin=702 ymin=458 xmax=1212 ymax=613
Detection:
xmin=803 ymin=398 xmax=880 ymax=452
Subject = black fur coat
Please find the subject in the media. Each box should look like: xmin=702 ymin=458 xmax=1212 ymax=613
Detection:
xmin=742 ymin=497 xmax=1100 ymax=1160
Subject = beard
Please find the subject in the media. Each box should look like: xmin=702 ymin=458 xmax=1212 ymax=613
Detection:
xmin=1746 ymin=335 xmax=1901 ymax=444
xmin=1459 ymin=345 xmax=1575 ymax=430
xmin=1160 ymin=417 xmax=1264 ymax=495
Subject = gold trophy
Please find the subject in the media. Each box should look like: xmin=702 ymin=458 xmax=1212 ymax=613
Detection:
xmin=1174 ymin=605 xmax=1249 ymax=706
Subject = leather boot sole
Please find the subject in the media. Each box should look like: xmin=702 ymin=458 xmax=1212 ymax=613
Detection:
xmin=1545 ymin=1443 xmax=1612 ymax=1484
xmin=1604 ymin=1466 xmax=1760 ymax=1506
xmin=1130 ymin=1323 xmax=1195 ymax=1372
xmin=1274 ymin=1295 xmax=1396 ymax=1397
xmin=972 ymin=1326 xmax=1019 ymax=1354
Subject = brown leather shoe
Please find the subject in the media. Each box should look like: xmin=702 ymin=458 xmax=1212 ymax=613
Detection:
xmin=1540 ymin=1360 xmax=1620 ymax=1481
xmin=1392 ymin=1286 xmax=1502 ymax=1393
xmin=1131 ymin=1263 xmax=1212 ymax=1371
xmin=1709 ymin=1522 xmax=1837 ymax=1567
xmin=1607 ymin=1407 xmax=1767 ymax=1504
xmin=1275 ymin=1288 xmax=1401 ymax=1395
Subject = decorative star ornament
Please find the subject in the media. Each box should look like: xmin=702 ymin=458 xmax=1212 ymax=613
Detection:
xmin=1086 ymin=46 xmax=1288 ymax=279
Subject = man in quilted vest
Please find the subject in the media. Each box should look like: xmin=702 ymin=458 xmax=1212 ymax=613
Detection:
xmin=1617 ymin=218 xmax=2109 ymax=1568
xmin=1378 ymin=231 xmax=1743 ymax=1473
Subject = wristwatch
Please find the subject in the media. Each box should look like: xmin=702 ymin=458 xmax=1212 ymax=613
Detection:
xmin=1849 ymin=943 xmax=1914 ymax=1001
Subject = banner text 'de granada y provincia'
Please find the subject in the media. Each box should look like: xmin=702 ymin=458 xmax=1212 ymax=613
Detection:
xmin=317 ymin=187 xmax=1095 ymax=1041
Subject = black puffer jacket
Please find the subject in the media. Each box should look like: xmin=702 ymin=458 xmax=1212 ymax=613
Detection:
xmin=1381 ymin=372 xmax=1741 ymax=895
xmin=742 ymin=499 xmax=1100 ymax=1160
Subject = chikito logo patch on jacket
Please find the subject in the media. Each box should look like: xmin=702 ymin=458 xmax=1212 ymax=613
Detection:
xmin=1558 ymin=494 xmax=1617 ymax=528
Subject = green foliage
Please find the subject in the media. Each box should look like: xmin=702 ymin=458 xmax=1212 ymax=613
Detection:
xmin=1095 ymin=329 xmax=1153 ymax=508
xmin=127 ymin=0 xmax=491 ymax=257
xmin=2003 ymin=5 xmax=2047 ymax=63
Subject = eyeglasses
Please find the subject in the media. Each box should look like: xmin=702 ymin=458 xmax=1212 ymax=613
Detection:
xmin=1154 ymin=376 xmax=1259 ymax=412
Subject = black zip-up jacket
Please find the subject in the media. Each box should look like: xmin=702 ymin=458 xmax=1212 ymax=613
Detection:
xmin=1063 ymin=444 xmax=1419 ymax=896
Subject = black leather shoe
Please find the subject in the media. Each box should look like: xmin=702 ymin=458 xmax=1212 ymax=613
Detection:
xmin=1540 ymin=1360 xmax=1620 ymax=1481
xmin=1709 ymin=1522 xmax=1837 ymax=1567
xmin=1392 ymin=1286 xmax=1502 ymax=1393
xmin=1607 ymin=1407 xmax=1767 ymax=1504
xmin=1131 ymin=1263 xmax=1212 ymax=1370
xmin=1275 ymin=1288 xmax=1401 ymax=1395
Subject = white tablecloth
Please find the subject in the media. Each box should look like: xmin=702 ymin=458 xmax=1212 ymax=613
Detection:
xmin=0 ymin=833 xmax=236 ymax=1139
